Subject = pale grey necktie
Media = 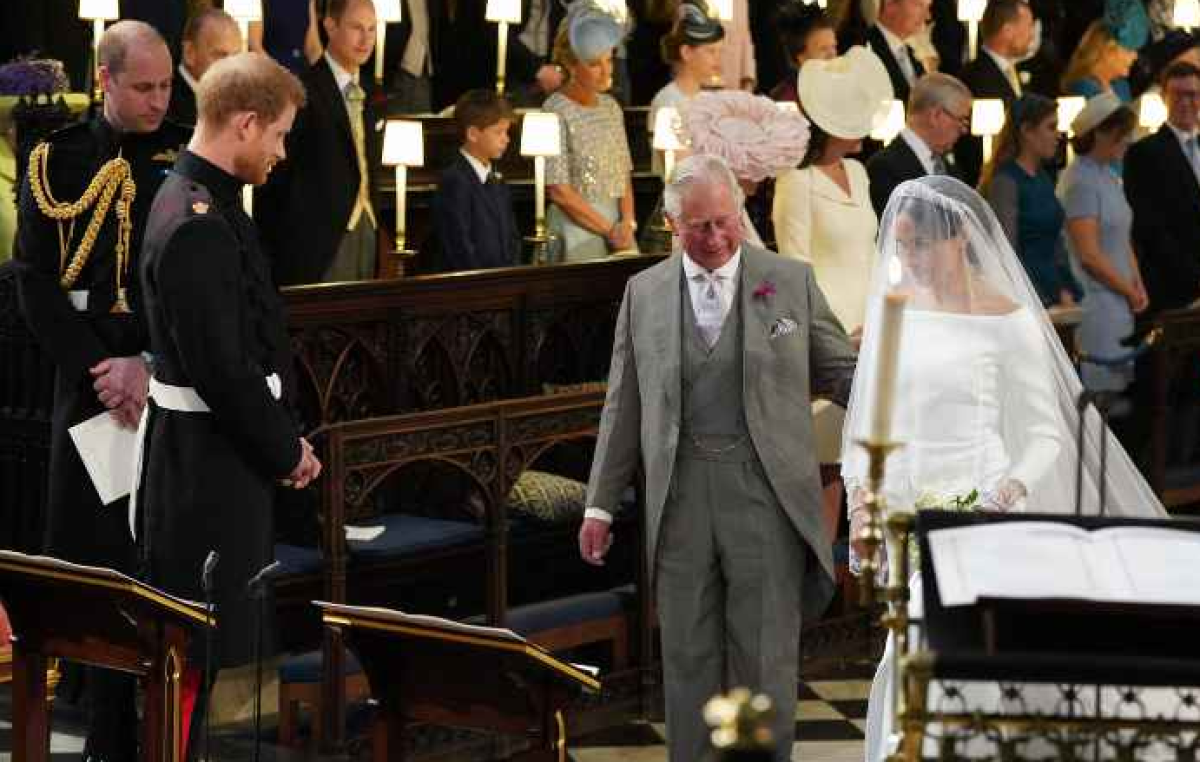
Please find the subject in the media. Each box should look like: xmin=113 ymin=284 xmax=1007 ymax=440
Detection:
xmin=896 ymin=44 xmax=916 ymax=84
xmin=1187 ymin=136 xmax=1200 ymax=188
xmin=931 ymin=154 xmax=949 ymax=175
xmin=693 ymin=273 xmax=726 ymax=347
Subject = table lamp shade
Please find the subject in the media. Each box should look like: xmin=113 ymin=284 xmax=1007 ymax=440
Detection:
xmin=971 ymin=99 xmax=1005 ymax=136
xmin=651 ymin=107 xmax=684 ymax=151
xmin=521 ymin=111 xmax=562 ymax=157
xmin=376 ymin=0 xmax=402 ymax=23
xmin=957 ymin=0 xmax=986 ymax=21
xmin=78 ymin=0 xmax=119 ymax=19
xmin=486 ymin=0 xmax=522 ymax=23
xmin=707 ymin=0 xmax=733 ymax=21
xmin=383 ymin=120 xmax=424 ymax=166
xmin=1056 ymin=96 xmax=1086 ymax=133
xmin=224 ymin=0 xmax=263 ymax=21
xmin=1175 ymin=0 xmax=1200 ymax=28
xmin=870 ymin=99 xmax=905 ymax=142
xmin=1139 ymin=93 xmax=1168 ymax=130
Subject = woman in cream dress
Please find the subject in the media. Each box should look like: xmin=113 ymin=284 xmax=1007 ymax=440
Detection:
xmin=772 ymin=46 xmax=892 ymax=534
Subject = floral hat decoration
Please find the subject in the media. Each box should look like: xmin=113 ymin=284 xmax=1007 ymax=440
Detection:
xmin=679 ymin=90 xmax=811 ymax=183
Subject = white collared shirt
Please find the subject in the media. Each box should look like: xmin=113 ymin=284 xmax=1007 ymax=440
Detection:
xmin=877 ymin=23 xmax=914 ymax=81
xmin=900 ymin=127 xmax=936 ymax=174
xmin=1167 ymin=121 xmax=1199 ymax=153
xmin=178 ymin=63 xmax=199 ymax=93
xmin=324 ymin=51 xmax=357 ymax=106
xmin=460 ymin=149 xmax=491 ymax=184
xmin=982 ymin=45 xmax=1022 ymax=96
xmin=582 ymin=248 xmax=743 ymax=524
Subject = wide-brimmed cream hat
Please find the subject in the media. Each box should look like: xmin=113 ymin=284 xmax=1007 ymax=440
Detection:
xmin=1071 ymin=92 xmax=1124 ymax=137
xmin=797 ymin=46 xmax=894 ymax=139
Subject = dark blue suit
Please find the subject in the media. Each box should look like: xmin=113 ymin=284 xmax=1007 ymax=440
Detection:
xmin=431 ymin=152 xmax=522 ymax=272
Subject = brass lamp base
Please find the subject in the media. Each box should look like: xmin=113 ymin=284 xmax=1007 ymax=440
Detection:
xmin=390 ymin=248 xmax=418 ymax=278
xmin=524 ymin=234 xmax=556 ymax=266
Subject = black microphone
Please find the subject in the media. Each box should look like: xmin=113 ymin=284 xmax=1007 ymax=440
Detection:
xmin=246 ymin=560 xmax=283 ymax=598
xmin=201 ymin=551 xmax=220 ymax=594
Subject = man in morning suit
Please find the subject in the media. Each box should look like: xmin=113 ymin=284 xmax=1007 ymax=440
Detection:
xmin=138 ymin=52 xmax=321 ymax=756
xmin=867 ymin=72 xmax=972 ymax=216
xmin=256 ymin=0 xmax=381 ymax=285
xmin=506 ymin=0 xmax=567 ymax=106
xmin=431 ymin=89 xmax=522 ymax=271
xmin=1124 ymin=61 xmax=1200 ymax=312
xmin=14 ymin=20 xmax=189 ymax=762
xmin=957 ymin=0 xmax=1035 ymax=185
xmin=166 ymin=7 xmax=242 ymax=127
xmin=579 ymin=154 xmax=857 ymax=762
xmin=865 ymin=0 xmax=931 ymax=105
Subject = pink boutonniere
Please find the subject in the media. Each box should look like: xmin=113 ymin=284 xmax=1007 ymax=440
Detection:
xmin=753 ymin=280 xmax=776 ymax=300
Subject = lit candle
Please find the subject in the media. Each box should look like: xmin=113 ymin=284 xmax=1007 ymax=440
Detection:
xmin=869 ymin=293 xmax=908 ymax=443
xmin=496 ymin=21 xmax=509 ymax=94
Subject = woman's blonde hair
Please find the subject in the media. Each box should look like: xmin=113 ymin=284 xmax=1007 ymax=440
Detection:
xmin=1061 ymin=21 xmax=1118 ymax=92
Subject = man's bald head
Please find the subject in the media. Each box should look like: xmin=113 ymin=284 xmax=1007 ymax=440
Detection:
xmin=98 ymin=20 xmax=173 ymax=133
xmin=182 ymin=9 xmax=243 ymax=81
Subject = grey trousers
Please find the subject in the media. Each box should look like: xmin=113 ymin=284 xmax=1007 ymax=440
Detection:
xmin=326 ymin=217 xmax=377 ymax=282
xmin=657 ymin=453 xmax=806 ymax=762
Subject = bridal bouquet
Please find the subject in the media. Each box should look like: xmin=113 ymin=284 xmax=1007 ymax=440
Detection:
xmin=904 ymin=489 xmax=980 ymax=570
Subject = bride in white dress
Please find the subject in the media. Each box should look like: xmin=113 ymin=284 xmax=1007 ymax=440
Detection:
xmin=840 ymin=176 xmax=1168 ymax=762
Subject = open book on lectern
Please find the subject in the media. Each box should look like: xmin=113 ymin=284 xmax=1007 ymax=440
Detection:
xmin=928 ymin=521 xmax=1200 ymax=608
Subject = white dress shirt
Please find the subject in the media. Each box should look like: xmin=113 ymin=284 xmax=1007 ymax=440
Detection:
xmin=877 ymin=23 xmax=915 ymax=83
xmin=900 ymin=127 xmax=937 ymax=175
xmin=325 ymin=51 xmax=356 ymax=106
xmin=178 ymin=63 xmax=199 ymax=93
xmin=584 ymin=249 xmax=742 ymax=523
xmin=460 ymin=149 xmax=492 ymax=184
xmin=1168 ymin=121 xmax=1200 ymax=187
xmin=982 ymin=45 xmax=1022 ymax=96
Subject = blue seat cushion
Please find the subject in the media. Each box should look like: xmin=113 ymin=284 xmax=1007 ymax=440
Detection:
xmin=348 ymin=513 xmax=484 ymax=561
xmin=503 ymin=592 xmax=625 ymax=637
xmin=274 ymin=543 xmax=324 ymax=575
xmin=279 ymin=648 xmax=362 ymax=684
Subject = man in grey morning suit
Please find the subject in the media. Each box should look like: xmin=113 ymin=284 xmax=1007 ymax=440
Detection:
xmin=579 ymin=154 xmax=858 ymax=762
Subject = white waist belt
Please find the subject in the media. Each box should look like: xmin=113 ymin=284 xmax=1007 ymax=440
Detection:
xmin=68 ymin=290 xmax=88 ymax=311
xmin=128 ymin=372 xmax=283 ymax=538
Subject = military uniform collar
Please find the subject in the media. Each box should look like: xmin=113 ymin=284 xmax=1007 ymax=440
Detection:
xmin=175 ymin=149 xmax=243 ymax=205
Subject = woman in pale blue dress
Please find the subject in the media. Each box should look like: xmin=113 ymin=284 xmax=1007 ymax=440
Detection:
xmin=544 ymin=1 xmax=636 ymax=262
xmin=1058 ymin=94 xmax=1148 ymax=393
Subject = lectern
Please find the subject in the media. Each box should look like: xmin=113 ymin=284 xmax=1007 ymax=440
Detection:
xmin=315 ymin=601 xmax=601 ymax=762
xmin=0 ymin=551 xmax=212 ymax=762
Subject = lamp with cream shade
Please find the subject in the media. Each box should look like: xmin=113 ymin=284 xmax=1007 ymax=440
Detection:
xmin=225 ymin=0 xmax=262 ymax=53
xmin=870 ymin=100 xmax=905 ymax=143
xmin=1139 ymin=92 xmax=1168 ymax=131
xmin=651 ymin=106 xmax=685 ymax=181
xmin=707 ymin=0 xmax=734 ymax=21
xmin=79 ymin=0 xmax=120 ymax=103
xmin=957 ymin=0 xmax=987 ymax=60
xmin=486 ymin=0 xmax=522 ymax=94
xmin=1057 ymin=96 xmax=1085 ymax=162
xmin=520 ymin=111 xmax=562 ymax=263
xmin=382 ymin=120 xmax=424 ymax=273
xmin=971 ymin=98 xmax=1005 ymax=163
xmin=373 ymin=0 xmax=403 ymax=85
xmin=1175 ymin=0 xmax=1200 ymax=29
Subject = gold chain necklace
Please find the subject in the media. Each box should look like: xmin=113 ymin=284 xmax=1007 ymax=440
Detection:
xmin=27 ymin=142 xmax=138 ymax=313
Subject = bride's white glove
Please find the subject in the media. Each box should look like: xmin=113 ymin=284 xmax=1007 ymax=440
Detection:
xmin=980 ymin=478 xmax=1027 ymax=512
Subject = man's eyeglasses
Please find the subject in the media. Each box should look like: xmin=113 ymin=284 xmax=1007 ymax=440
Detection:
xmin=678 ymin=214 xmax=740 ymax=236
xmin=940 ymin=106 xmax=971 ymax=132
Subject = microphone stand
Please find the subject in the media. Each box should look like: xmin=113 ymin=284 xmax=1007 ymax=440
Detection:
xmin=201 ymin=551 xmax=220 ymax=762
xmin=247 ymin=561 xmax=281 ymax=762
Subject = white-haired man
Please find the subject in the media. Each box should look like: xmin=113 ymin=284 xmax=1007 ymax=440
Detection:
xmin=580 ymin=154 xmax=858 ymax=762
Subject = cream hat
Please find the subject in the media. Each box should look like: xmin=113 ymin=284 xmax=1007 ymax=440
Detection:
xmin=1071 ymin=92 xmax=1124 ymax=137
xmin=797 ymin=46 xmax=894 ymax=140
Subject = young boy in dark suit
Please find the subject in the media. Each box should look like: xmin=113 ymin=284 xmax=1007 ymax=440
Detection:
xmin=432 ymin=89 xmax=522 ymax=271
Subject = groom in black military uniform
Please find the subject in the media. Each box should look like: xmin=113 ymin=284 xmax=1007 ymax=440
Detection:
xmin=137 ymin=51 xmax=320 ymax=757
xmin=13 ymin=20 xmax=188 ymax=762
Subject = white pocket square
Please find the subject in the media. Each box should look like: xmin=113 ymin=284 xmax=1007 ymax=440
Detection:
xmin=769 ymin=317 xmax=799 ymax=339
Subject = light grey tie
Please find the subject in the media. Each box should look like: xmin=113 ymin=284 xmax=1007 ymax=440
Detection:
xmin=1188 ymin=136 xmax=1200 ymax=187
xmin=694 ymin=273 xmax=726 ymax=347
xmin=931 ymin=154 xmax=949 ymax=175
xmin=896 ymin=44 xmax=916 ymax=84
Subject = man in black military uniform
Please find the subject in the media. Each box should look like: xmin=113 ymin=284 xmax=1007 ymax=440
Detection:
xmin=13 ymin=20 xmax=189 ymax=762
xmin=137 ymin=51 xmax=320 ymax=756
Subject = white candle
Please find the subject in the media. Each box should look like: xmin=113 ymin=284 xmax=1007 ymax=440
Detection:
xmin=534 ymin=155 xmax=546 ymax=231
xmin=394 ymin=164 xmax=407 ymax=249
xmin=496 ymin=21 xmax=509 ymax=93
xmin=869 ymin=293 xmax=907 ymax=443
xmin=375 ymin=25 xmax=386 ymax=83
